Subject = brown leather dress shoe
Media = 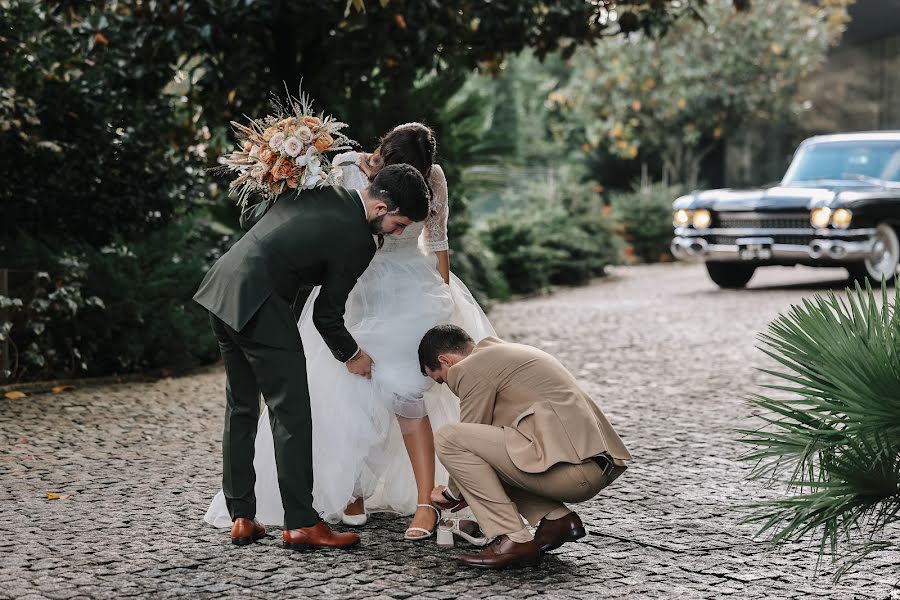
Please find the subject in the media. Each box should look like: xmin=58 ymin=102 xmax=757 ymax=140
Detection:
xmin=231 ymin=518 xmax=267 ymax=546
xmin=456 ymin=535 xmax=541 ymax=569
xmin=533 ymin=512 xmax=586 ymax=553
xmin=282 ymin=520 xmax=361 ymax=551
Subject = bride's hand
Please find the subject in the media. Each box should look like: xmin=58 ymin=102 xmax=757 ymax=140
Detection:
xmin=345 ymin=350 xmax=374 ymax=379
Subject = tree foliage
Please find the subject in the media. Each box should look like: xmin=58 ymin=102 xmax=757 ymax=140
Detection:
xmin=1 ymin=0 xmax=804 ymax=245
xmin=556 ymin=0 xmax=851 ymax=187
xmin=0 ymin=1 xmax=205 ymax=245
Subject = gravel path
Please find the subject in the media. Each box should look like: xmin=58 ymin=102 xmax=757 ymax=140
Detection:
xmin=2 ymin=263 xmax=897 ymax=599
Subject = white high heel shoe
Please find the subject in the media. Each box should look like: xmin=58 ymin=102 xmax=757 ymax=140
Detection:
xmin=403 ymin=504 xmax=440 ymax=541
xmin=436 ymin=517 xmax=490 ymax=547
xmin=341 ymin=511 xmax=368 ymax=526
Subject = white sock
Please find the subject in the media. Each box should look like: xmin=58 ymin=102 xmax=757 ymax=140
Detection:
xmin=506 ymin=527 xmax=534 ymax=543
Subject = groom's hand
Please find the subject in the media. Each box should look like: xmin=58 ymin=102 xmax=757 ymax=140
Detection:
xmin=345 ymin=349 xmax=374 ymax=379
xmin=431 ymin=485 xmax=467 ymax=512
xmin=430 ymin=486 xmax=454 ymax=509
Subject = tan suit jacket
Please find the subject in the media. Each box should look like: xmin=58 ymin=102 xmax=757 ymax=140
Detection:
xmin=447 ymin=337 xmax=632 ymax=477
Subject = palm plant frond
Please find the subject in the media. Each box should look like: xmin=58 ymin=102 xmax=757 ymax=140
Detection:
xmin=739 ymin=280 xmax=900 ymax=580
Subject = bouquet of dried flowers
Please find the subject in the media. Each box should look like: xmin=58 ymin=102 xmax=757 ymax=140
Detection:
xmin=217 ymin=88 xmax=355 ymax=208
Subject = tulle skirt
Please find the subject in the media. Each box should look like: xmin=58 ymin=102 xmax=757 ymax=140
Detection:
xmin=205 ymin=249 xmax=496 ymax=527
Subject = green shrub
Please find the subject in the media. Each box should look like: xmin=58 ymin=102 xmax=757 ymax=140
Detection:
xmin=482 ymin=208 xmax=618 ymax=295
xmin=740 ymin=281 xmax=900 ymax=579
xmin=450 ymin=232 xmax=510 ymax=304
xmin=612 ymin=184 xmax=683 ymax=263
xmin=544 ymin=215 xmax=619 ymax=286
xmin=481 ymin=215 xmax=564 ymax=295
xmin=0 ymin=253 xmax=106 ymax=380
xmin=1 ymin=224 xmax=219 ymax=382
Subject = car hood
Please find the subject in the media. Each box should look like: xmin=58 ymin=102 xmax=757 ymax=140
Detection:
xmin=674 ymin=186 xmax=838 ymax=212
xmin=672 ymin=183 xmax=899 ymax=212
xmin=675 ymin=186 xmax=852 ymax=212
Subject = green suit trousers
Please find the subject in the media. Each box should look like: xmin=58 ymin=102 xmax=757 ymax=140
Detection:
xmin=210 ymin=307 xmax=318 ymax=530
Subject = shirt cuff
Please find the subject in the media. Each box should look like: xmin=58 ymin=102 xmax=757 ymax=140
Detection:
xmin=345 ymin=347 xmax=361 ymax=363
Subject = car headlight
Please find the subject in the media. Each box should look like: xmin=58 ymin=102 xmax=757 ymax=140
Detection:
xmin=673 ymin=209 xmax=691 ymax=227
xmin=692 ymin=209 xmax=712 ymax=229
xmin=831 ymin=208 xmax=852 ymax=229
xmin=810 ymin=207 xmax=831 ymax=229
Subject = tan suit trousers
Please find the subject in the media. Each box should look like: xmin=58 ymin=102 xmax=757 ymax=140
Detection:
xmin=435 ymin=423 xmax=609 ymax=538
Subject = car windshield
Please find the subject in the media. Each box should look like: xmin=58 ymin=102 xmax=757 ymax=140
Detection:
xmin=782 ymin=140 xmax=900 ymax=185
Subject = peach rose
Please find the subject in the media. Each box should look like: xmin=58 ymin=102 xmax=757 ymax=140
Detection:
xmin=271 ymin=158 xmax=293 ymax=181
xmin=258 ymin=148 xmax=276 ymax=165
xmin=262 ymin=127 xmax=277 ymax=142
xmin=313 ymin=132 xmax=333 ymax=152
xmin=302 ymin=116 xmax=321 ymax=129
xmin=286 ymin=177 xmax=300 ymax=189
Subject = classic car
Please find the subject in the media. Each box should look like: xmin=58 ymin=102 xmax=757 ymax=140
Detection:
xmin=671 ymin=131 xmax=900 ymax=288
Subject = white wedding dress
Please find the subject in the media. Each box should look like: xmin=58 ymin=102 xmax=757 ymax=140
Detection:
xmin=205 ymin=152 xmax=496 ymax=526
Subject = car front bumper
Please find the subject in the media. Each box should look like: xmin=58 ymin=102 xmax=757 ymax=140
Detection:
xmin=671 ymin=227 xmax=878 ymax=263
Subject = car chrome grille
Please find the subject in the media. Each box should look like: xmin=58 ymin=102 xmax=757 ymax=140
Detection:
xmin=716 ymin=213 xmax=811 ymax=230
xmin=711 ymin=234 xmax=812 ymax=246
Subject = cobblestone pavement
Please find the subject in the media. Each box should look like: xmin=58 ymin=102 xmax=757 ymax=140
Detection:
xmin=2 ymin=263 xmax=899 ymax=600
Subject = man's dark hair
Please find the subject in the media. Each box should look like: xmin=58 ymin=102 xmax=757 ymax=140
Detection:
xmin=418 ymin=324 xmax=474 ymax=375
xmin=370 ymin=163 xmax=430 ymax=222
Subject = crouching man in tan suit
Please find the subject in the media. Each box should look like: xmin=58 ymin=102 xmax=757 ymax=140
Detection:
xmin=418 ymin=325 xmax=631 ymax=569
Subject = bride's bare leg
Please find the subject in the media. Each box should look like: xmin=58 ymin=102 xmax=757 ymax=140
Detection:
xmin=399 ymin=415 xmax=438 ymax=536
xmin=344 ymin=497 xmax=365 ymax=516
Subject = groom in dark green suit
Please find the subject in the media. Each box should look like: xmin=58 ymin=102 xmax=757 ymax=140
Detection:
xmin=194 ymin=164 xmax=431 ymax=550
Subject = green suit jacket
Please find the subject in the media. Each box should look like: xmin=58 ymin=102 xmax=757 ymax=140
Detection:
xmin=193 ymin=186 xmax=376 ymax=360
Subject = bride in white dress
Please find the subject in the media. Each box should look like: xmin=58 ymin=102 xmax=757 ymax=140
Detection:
xmin=206 ymin=123 xmax=495 ymax=538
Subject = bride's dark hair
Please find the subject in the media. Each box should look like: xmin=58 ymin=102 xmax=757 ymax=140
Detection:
xmin=364 ymin=123 xmax=436 ymax=181
xmin=364 ymin=123 xmax=437 ymax=249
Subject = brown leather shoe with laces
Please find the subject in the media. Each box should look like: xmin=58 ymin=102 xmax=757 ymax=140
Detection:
xmin=231 ymin=518 xmax=267 ymax=546
xmin=456 ymin=535 xmax=541 ymax=569
xmin=282 ymin=520 xmax=361 ymax=551
xmin=533 ymin=511 xmax=587 ymax=553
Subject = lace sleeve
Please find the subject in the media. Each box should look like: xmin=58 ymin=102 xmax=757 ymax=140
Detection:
xmin=423 ymin=164 xmax=449 ymax=252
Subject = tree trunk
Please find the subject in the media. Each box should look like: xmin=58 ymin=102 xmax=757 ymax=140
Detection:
xmin=687 ymin=142 xmax=718 ymax=190
xmin=673 ymin=145 xmax=684 ymax=186
xmin=685 ymin=146 xmax=697 ymax=189
xmin=687 ymin=161 xmax=699 ymax=190
xmin=0 ymin=268 xmax=8 ymax=380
